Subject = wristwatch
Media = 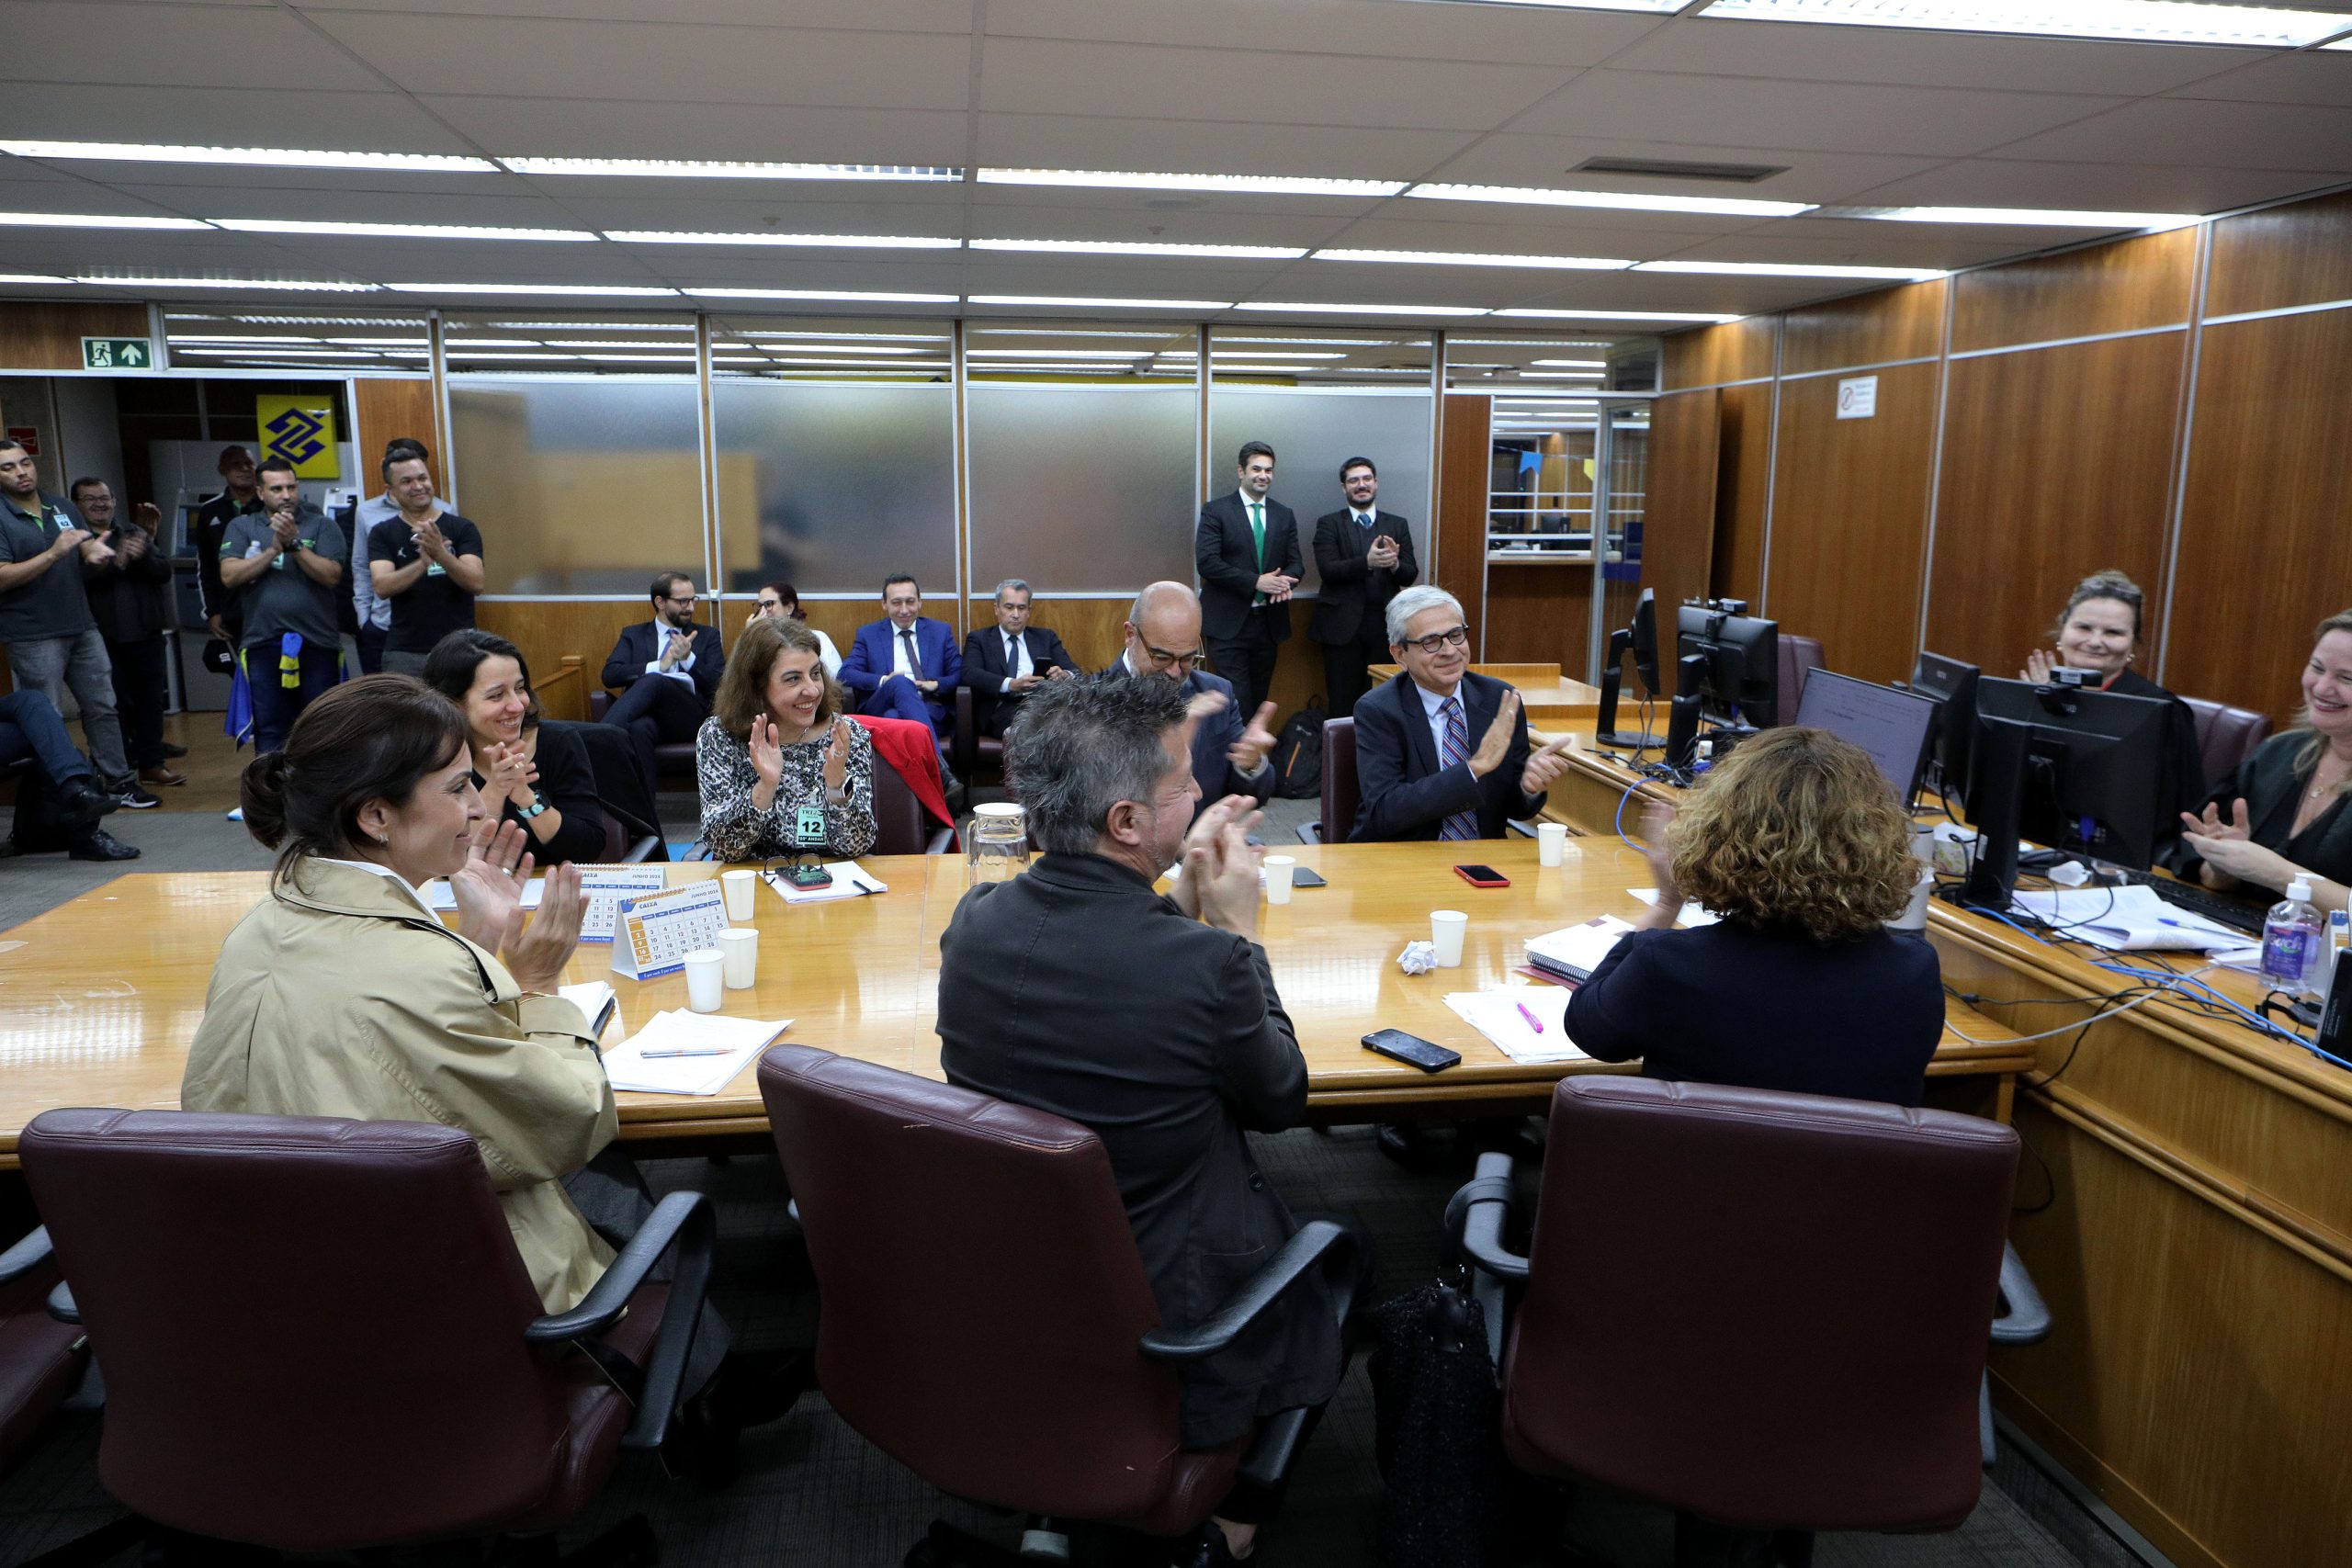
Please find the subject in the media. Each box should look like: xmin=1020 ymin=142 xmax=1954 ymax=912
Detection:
xmin=517 ymin=795 xmax=549 ymax=819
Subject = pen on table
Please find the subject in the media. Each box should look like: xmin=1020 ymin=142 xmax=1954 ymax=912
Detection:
xmin=639 ymin=1046 xmax=733 ymax=1058
xmin=1515 ymin=1000 xmax=1544 ymax=1034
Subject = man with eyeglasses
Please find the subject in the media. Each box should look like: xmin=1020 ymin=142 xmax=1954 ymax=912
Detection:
xmin=1350 ymin=585 xmax=1572 ymax=841
xmin=600 ymin=570 xmax=725 ymax=795
xmin=1105 ymin=581 xmax=1277 ymax=817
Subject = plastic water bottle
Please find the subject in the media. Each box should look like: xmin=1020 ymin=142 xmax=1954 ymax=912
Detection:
xmin=2261 ymin=876 xmax=2325 ymax=996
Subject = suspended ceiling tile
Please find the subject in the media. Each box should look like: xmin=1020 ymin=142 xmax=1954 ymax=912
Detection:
xmin=1990 ymin=96 xmax=2352 ymax=171
xmin=983 ymin=0 xmax=1665 ymax=66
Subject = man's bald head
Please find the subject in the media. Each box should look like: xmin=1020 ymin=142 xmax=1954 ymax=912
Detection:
xmin=1123 ymin=581 xmax=1205 ymax=680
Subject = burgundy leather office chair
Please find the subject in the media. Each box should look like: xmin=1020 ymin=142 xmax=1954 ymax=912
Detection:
xmin=756 ymin=1044 xmax=1357 ymax=1563
xmin=0 ymin=1227 xmax=86 ymax=1477
xmin=1299 ymin=716 xmax=1357 ymax=845
xmin=587 ymin=689 xmax=698 ymax=784
xmin=953 ymin=685 xmax=1005 ymax=783
xmin=869 ymin=745 xmax=955 ymax=856
xmin=20 ymin=1109 xmax=714 ymax=1562
xmin=1777 ymin=635 xmax=1826 ymax=728
xmin=1453 ymin=1077 xmax=2020 ymax=1566
xmin=2181 ymin=696 xmax=2273 ymax=795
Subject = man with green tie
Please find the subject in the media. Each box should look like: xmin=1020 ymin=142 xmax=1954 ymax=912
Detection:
xmin=1194 ymin=440 xmax=1302 ymax=723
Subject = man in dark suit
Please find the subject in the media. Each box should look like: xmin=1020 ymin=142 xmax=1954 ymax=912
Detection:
xmin=1195 ymin=440 xmax=1301 ymax=723
xmin=1309 ymin=456 xmax=1419 ymax=718
xmin=937 ymin=674 xmax=1360 ymax=1562
xmin=838 ymin=573 xmax=962 ymax=749
xmin=600 ymin=570 xmax=725 ymax=795
xmin=1102 ymin=581 xmax=1276 ymax=817
xmin=959 ymin=577 xmax=1077 ymax=739
xmin=1351 ymin=586 xmax=1573 ymax=841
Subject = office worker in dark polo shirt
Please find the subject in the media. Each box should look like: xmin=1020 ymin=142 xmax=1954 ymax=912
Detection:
xmin=192 ymin=444 xmax=261 ymax=645
xmin=1568 ymin=727 xmax=1944 ymax=1107
xmin=938 ymin=675 xmax=1360 ymax=1565
xmin=959 ymin=577 xmax=1077 ymax=739
xmin=220 ymin=460 xmax=345 ymax=757
xmin=1196 ymin=441 xmax=1302 ymax=723
xmin=367 ymin=447 xmax=482 ymax=678
xmin=74 ymin=477 xmax=182 ymax=788
xmin=1308 ymin=457 xmax=1419 ymax=718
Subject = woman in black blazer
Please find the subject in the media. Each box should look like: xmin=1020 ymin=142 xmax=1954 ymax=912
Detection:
xmin=2179 ymin=610 xmax=2352 ymax=913
xmin=424 ymin=628 xmax=607 ymax=865
xmin=1567 ymin=727 xmax=1942 ymax=1106
xmin=2020 ymin=569 xmax=2204 ymax=860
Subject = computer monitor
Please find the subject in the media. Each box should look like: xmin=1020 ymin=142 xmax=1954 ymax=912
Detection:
xmin=1910 ymin=652 xmax=1982 ymax=807
xmin=1960 ymin=678 xmax=2174 ymax=908
xmin=1794 ymin=671 xmax=1940 ymax=805
xmin=1675 ymin=602 xmax=1780 ymax=728
xmin=1594 ymin=589 xmax=1664 ymax=748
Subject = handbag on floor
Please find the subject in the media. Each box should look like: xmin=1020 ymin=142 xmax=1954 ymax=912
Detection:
xmin=1365 ymin=1260 xmax=1502 ymax=1568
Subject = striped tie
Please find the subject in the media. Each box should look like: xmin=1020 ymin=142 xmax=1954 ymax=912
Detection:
xmin=1439 ymin=696 xmax=1478 ymax=841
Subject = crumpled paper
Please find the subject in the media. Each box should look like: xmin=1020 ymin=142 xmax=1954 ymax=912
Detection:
xmin=1398 ymin=940 xmax=1438 ymax=975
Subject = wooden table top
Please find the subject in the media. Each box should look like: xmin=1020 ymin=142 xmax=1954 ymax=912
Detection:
xmin=1368 ymin=664 xmax=1600 ymax=722
xmin=0 ymin=840 xmax=2027 ymax=1164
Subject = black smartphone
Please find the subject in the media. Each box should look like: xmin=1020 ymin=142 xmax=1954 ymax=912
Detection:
xmin=1291 ymin=866 xmax=1328 ymax=888
xmin=1363 ymin=1028 xmax=1462 ymax=1073
xmin=786 ymin=863 xmax=833 ymax=889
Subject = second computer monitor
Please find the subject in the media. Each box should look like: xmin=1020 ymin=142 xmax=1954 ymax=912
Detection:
xmin=1676 ymin=604 xmax=1780 ymax=728
xmin=1794 ymin=671 xmax=1940 ymax=806
xmin=1910 ymin=651 xmax=1982 ymax=805
xmin=1962 ymin=678 xmax=2173 ymax=904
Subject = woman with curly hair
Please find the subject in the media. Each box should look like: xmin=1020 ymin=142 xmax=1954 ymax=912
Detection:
xmin=1566 ymin=726 xmax=1941 ymax=1106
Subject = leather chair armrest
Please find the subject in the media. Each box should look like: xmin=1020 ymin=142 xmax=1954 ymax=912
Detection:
xmin=589 ymin=690 xmax=612 ymax=721
xmin=1295 ymin=822 xmax=1322 ymax=846
xmin=1139 ymin=1219 xmax=1358 ymax=1361
xmin=924 ymin=826 xmax=956 ymax=856
xmin=48 ymin=1281 xmax=79 ymax=1324
xmin=954 ymin=686 xmax=978 ymax=773
xmin=1447 ymin=1152 xmax=1529 ymax=1281
xmin=1990 ymin=1240 xmax=2050 ymax=1346
xmin=525 ymin=1189 xmax=717 ymax=1450
xmin=622 ymin=834 xmax=662 ymax=863
xmin=0 ymin=1226 xmax=51 ymax=1285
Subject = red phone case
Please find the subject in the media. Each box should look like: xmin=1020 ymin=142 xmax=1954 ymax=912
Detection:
xmin=1454 ymin=865 xmax=1510 ymax=888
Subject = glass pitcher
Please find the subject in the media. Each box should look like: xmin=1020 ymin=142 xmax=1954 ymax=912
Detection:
xmin=966 ymin=802 xmax=1031 ymax=884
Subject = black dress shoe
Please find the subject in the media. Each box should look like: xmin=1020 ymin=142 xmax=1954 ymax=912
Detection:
xmin=159 ymin=741 xmax=188 ymax=758
xmin=55 ymin=777 xmax=120 ymax=828
xmin=69 ymin=829 xmax=141 ymax=862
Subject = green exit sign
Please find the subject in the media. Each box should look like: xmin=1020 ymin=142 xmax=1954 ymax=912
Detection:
xmin=82 ymin=337 xmax=153 ymax=370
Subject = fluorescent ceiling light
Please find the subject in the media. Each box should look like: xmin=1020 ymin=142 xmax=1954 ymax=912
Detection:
xmin=1520 ymin=370 xmax=1608 ymax=378
xmin=387 ymin=282 xmax=679 ymax=296
xmin=324 ymin=336 xmax=430 ymax=345
xmin=971 ymin=328 xmax=1174 ymax=338
xmin=1317 ymin=248 xmax=1631 ymax=270
xmin=1405 ymin=183 xmax=1812 ymax=218
xmin=968 ymin=294 xmax=1234 ymax=310
xmin=685 ymin=288 xmax=957 ymax=303
xmin=1217 ymin=335 xmax=1401 ymax=345
xmin=607 ymin=231 xmax=960 ymax=249
xmin=1498 ymin=308 xmax=1742 ymax=322
xmin=972 ymin=238 xmax=1306 ymax=260
xmin=742 ymin=334 xmax=948 ymax=345
xmin=1695 ymin=0 xmax=2352 ymax=48
xmin=440 ymin=337 xmax=543 ymax=347
xmin=1532 ymin=358 xmax=1609 ymax=367
xmin=1837 ymin=205 xmax=2198 ymax=230
xmin=725 ymin=340 xmax=929 ymax=354
xmin=0 ymin=210 xmax=211 ymax=231
xmin=578 ymin=354 xmax=696 ymax=363
xmin=76 ymin=276 xmax=379 ymax=291
xmin=491 ymin=321 xmax=685 ymax=331
xmin=168 ymin=333 xmax=318 ymax=344
xmin=1 ymin=140 xmax=494 ymax=172
xmin=1237 ymin=301 xmax=1489 ymax=316
xmin=2327 ymin=34 xmax=2352 ymax=49
xmin=175 ymin=346 xmax=383 ymax=358
xmin=770 ymin=355 xmax=949 ymax=367
xmin=970 ymin=347 xmax=1148 ymax=359
xmin=214 ymin=218 xmax=595 ymax=242
xmin=1417 ymin=0 xmax=1680 ymax=9
xmin=978 ymin=168 xmax=1404 ymax=197
xmin=1338 ymin=367 xmax=1425 ymax=372
xmin=1159 ymin=350 xmax=1346 ymax=360
xmin=503 ymin=158 xmax=959 ymax=181
xmin=1635 ymin=259 xmax=1942 ymax=280
xmin=447 ymin=350 xmax=581 ymax=360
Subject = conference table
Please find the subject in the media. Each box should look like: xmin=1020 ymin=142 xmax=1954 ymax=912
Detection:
xmin=1536 ymin=727 xmax=2352 ymax=1568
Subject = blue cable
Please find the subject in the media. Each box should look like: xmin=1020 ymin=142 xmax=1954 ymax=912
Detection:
xmin=1614 ymin=778 xmax=1644 ymax=852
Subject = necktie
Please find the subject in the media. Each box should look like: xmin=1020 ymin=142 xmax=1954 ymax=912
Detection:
xmin=1438 ymin=697 xmax=1479 ymax=842
xmin=899 ymin=627 xmax=919 ymax=678
xmin=1250 ymin=499 xmax=1268 ymax=604
xmin=1005 ymin=631 xmax=1023 ymax=681
xmin=1358 ymin=512 xmax=1374 ymax=530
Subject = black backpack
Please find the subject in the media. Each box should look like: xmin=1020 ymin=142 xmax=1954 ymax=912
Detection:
xmin=1272 ymin=699 xmax=1327 ymax=799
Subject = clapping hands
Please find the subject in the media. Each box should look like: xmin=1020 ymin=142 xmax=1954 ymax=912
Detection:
xmin=449 ymin=821 xmax=584 ymax=991
xmin=1174 ymin=795 xmax=1266 ymax=936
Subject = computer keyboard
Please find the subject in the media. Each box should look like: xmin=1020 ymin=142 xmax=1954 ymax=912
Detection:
xmin=2148 ymin=880 xmax=2269 ymax=938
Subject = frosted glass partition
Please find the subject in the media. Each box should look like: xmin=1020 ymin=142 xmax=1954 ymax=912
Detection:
xmin=447 ymin=377 xmax=703 ymax=594
xmin=1207 ymin=386 xmax=1433 ymax=596
xmin=967 ymin=383 xmax=1195 ymax=592
xmin=710 ymin=380 xmax=956 ymax=596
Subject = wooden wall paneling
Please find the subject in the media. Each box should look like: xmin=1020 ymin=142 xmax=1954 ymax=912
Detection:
xmin=1924 ymin=333 xmax=2188 ymax=677
xmin=477 ymin=601 xmax=649 ymax=717
xmin=1483 ymin=564 xmax=1593 ymax=671
xmin=1763 ymin=361 xmax=1937 ymax=685
xmin=1437 ymin=393 xmax=1490 ymax=648
xmin=2164 ymin=307 xmax=2352 ymax=720
xmin=1781 ymin=278 xmax=1946 ymax=378
xmin=0 ymin=301 xmax=149 ymax=370
xmin=349 ymin=378 xmax=442 ymax=493
xmin=1643 ymin=389 xmax=1721 ymax=623
xmin=1711 ymin=384 xmax=1770 ymax=604
xmin=1660 ymin=316 xmax=1777 ymax=390
xmin=1951 ymin=229 xmax=2197 ymax=355
xmin=2205 ymin=188 xmax=2352 ymax=321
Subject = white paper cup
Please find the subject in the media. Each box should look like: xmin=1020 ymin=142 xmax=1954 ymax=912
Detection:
xmin=1536 ymin=822 xmax=1568 ymax=868
xmin=718 ymin=927 xmax=758 ymax=988
xmin=720 ymin=868 xmax=758 ymax=921
xmin=1890 ymin=868 xmax=1936 ymax=932
xmin=1430 ymin=909 xmax=1469 ymax=967
xmin=683 ymin=948 xmax=726 ymax=1013
xmin=1263 ymin=854 xmax=1296 ymax=904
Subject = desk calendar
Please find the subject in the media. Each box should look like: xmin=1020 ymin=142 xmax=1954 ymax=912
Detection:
xmin=609 ymin=880 xmax=731 ymax=980
xmin=576 ymin=865 xmax=670 ymax=943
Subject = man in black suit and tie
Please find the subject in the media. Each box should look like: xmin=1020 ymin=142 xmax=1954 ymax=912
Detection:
xmin=599 ymin=570 xmax=724 ymax=795
xmin=1308 ymin=456 xmax=1419 ymax=718
xmin=937 ymin=674 xmax=1362 ymax=1562
xmin=1195 ymin=440 xmax=1301 ymax=723
xmin=1350 ymin=586 xmax=1574 ymax=841
xmin=958 ymin=577 xmax=1077 ymax=738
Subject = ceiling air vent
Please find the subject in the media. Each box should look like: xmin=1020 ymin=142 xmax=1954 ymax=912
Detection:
xmin=1572 ymin=157 xmax=1788 ymax=185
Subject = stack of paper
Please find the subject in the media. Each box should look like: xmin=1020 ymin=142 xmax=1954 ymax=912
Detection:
xmin=602 ymin=1010 xmax=791 ymax=1096
xmin=1525 ymin=916 xmax=1635 ymax=984
xmin=555 ymin=981 xmax=618 ymax=1039
xmin=2009 ymin=886 xmax=2245 ymax=952
xmin=765 ymin=863 xmax=889 ymax=906
xmin=1444 ymin=987 xmax=1586 ymax=1065
xmin=424 ymin=877 xmax=543 ymax=912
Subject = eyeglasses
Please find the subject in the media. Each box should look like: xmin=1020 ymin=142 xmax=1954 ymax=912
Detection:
xmin=1401 ymin=625 xmax=1470 ymax=655
xmin=1143 ymin=644 xmax=1204 ymax=672
xmin=664 ymin=594 xmax=699 ymax=606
